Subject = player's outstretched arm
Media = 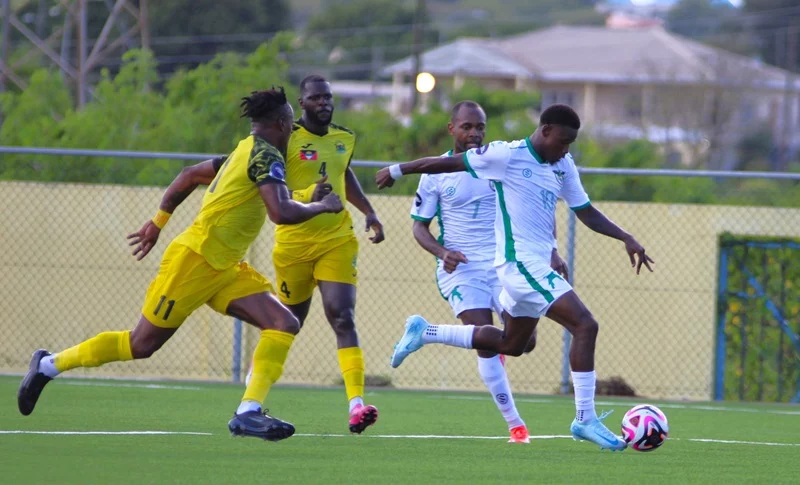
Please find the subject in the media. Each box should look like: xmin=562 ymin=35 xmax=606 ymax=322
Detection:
xmin=573 ymin=205 xmax=654 ymax=274
xmin=376 ymin=154 xmax=466 ymax=189
xmin=412 ymin=220 xmax=467 ymax=273
xmin=260 ymin=183 xmax=343 ymax=225
xmin=345 ymin=167 xmax=384 ymax=243
xmin=127 ymin=156 xmax=225 ymax=261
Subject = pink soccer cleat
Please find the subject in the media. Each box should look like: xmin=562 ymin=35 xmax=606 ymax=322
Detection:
xmin=349 ymin=404 xmax=379 ymax=434
xmin=508 ymin=425 xmax=530 ymax=443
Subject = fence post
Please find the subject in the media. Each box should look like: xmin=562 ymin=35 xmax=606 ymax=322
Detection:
xmin=232 ymin=318 xmax=243 ymax=383
xmin=560 ymin=210 xmax=577 ymax=395
xmin=714 ymin=246 xmax=729 ymax=401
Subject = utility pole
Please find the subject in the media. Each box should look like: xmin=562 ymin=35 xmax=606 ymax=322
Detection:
xmin=0 ymin=0 xmax=150 ymax=107
xmin=410 ymin=0 xmax=425 ymax=112
xmin=780 ymin=19 xmax=798 ymax=171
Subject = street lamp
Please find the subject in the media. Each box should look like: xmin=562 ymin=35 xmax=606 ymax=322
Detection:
xmin=416 ymin=72 xmax=436 ymax=94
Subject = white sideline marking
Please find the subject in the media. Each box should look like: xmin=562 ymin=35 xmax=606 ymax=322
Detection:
xmin=435 ymin=395 xmax=800 ymax=416
xmin=685 ymin=438 xmax=800 ymax=447
xmin=296 ymin=433 xmax=571 ymax=440
xmin=2 ymin=431 xmax=798 ymax=447
xmin=0 ymin=430 xmax=211 ymax=436
xmin=61 ymin=381 xmax=204 ymax=391
xmin=295 ymin=433 xmax=800 ymax=447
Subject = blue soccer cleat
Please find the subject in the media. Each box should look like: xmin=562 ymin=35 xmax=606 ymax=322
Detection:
xmin=570 ymin=410 xmax=628 ymax=452
xmin=390 ymin=315 xmax=429 ymax=368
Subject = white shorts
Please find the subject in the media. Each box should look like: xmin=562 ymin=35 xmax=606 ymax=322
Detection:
xmin=436 ymin=260 xmax=502 ymax=318
xmin=497 ymin=260 xmax=572 ymax=318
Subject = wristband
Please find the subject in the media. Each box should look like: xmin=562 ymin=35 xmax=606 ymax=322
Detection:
xmin=389 ymin=164 xmax=404 ymax=180
xmin=152 ymin=209 xmax=171 ymax=229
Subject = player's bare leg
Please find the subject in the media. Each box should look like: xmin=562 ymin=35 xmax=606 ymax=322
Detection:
xmin=391 ymin=312 xmax=537 ymax=367
xmin=318 ymin=280 xmax=378 ymax=433
xmin=226 ymin=292 xmax=299 ymax=441
xmin=460 ymin=309 xmax=528 ymax=443
xmin=545 ymin=291 xmax=626 ymax=451
xmin=18 ymin=316 xmax=174 ymax=416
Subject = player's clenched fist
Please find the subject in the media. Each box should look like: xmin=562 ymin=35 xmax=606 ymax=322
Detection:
xmin=320 ymin=192 xmax=344 ymax=213
xmin=375 ymin=167 xmax=395 ymax=189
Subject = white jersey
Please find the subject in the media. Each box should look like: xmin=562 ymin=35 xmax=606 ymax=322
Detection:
xmin=462 ymin=138 xmax=590 ymax=267
xmin=410 ymin=151 xmax=496 ymax=264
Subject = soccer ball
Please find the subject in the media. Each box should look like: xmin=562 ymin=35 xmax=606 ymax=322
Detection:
xmin=620 ymin=404 xmax=669 ymax=451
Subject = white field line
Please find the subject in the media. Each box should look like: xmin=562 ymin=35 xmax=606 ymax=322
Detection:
xmin=3 ymin=431 xmax=798 ymax=447
xmin=0 ymin=430 xmax=211 ymax=436
xmin=433 ymin=395 xmax=800 ymax=416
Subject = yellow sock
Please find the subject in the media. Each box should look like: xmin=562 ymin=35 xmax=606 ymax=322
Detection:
xmin=242 ymin=329 xmax=295 ymax=405
xmin=338 ymin=347 xmax=365 ymax=402
xmin=54 ymin=331 xmax=133 ymax=372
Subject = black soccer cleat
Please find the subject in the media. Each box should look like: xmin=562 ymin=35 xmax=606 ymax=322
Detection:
xmin=228 ymin=410 xmax=295 ymax=442
xmin=18 ymin=349 xmax=53 ymax=416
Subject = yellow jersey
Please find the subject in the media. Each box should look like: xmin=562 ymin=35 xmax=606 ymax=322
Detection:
xmin=274 ymin=121 xmax=356 ymax=244
xmin=174 ymin=135 xmax=286 ymax=270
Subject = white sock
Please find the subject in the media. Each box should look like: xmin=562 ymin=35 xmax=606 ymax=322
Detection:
xmin=236 ymin=400 xmax=261 ymax=415
xmin=572 ymin=370 xmax=597 ymax=423
xmin=478 ymin=355 xmax=524 ymax=430
xmin=39 ymin=354 xmax=60 ymax=379
xmin=421 ymin=324 xmax=474 ymax=349
xmin=349 ymin=397 xmax=364 ymax=413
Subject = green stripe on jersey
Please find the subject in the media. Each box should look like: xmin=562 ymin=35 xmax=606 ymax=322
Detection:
xmin=494 ymin=181 xmax=517 ymax=262
xmin=462 ymin=152 xmax=478 ymax=179
xmin=516 ymin=262 xmax=554 ymax=303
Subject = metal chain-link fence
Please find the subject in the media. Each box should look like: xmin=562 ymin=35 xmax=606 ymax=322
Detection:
xmin=1 ymin=148 xmax=799 ymax=402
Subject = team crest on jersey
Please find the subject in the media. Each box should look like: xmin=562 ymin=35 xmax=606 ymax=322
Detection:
xmin=335 ymin=141 xmax=347 ymax=154
xmin=300 ymin=149 xmax=318 ymax=161
xmin=522 ymin=168 xmax=533 ymax=178
xmin=445 ymin=186 xmax=456 ymax=197
xmin=553 ymin=170 xmax=566 ymax=183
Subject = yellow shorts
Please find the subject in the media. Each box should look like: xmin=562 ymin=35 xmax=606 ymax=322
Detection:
xmin=272 ymin=235 xmax=358 ymax=305
xmin=142 ymin=242 xmax=273 ymax=328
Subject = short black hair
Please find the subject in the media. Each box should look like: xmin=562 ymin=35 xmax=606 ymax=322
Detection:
xmin=540 ymin=104 xmax=581 ymax=130
xmin=240 ymin=87 xmax=288 ymax=123
xmin=450 ymin=100 xmax=484 ymax=121
xmin=300 ymin=74 xmax=328 ymax=93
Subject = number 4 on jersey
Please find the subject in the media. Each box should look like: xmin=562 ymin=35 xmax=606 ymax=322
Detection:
xmin=280 ymin=281 xmax=291 ymax=299
xmin=318 ymin=162 xmax=327 ymax=176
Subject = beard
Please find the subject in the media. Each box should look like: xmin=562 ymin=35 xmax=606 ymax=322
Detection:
xmin=306 ymin=107 xmax=333 ymax=125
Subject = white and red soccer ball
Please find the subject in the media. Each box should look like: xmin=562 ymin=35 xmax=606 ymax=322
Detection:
xmin=621 ymin=404 xmax=669 ymax=451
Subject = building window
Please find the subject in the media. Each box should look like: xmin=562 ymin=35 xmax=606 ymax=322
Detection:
xmin=542 ymin=90 xmax=576 ymax=109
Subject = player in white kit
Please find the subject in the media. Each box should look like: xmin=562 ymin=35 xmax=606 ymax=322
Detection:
xmin=377 ymin=104 xmax=654 ymax=451
xmin=409 ymin=101 xmax=568 ymax=443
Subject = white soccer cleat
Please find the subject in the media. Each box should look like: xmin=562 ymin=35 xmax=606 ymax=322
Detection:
xmin=390 ymin=315 xmax=429 ymax=368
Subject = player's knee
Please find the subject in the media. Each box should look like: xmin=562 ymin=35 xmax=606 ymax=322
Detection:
xmin=523 ymin=333 xmax=537 ymax=354
xmin=328 ymin=307 xmax=356 ymax=336
xmin=130 ymin=339 xmax=161 ymax=359
xmin=575 ymin=310 xmax=599 ymax=339
xmin=499 ymin=340 xmax=526 ymax=357
xmin=273 ymin=311 xmax=301 ymax=335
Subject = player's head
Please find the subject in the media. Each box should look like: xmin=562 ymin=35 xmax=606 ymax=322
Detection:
xmin=448 ymin=100 xmax=486 ymax=154
xmin=299 ymin=74 xmax=333 ymax=125
xmin=536 ymin=104 xmax=581 ymax=163
xmin=240 ymin=86 xmax=294 ymax=149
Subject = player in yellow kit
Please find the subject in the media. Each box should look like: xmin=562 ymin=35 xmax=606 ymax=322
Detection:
xmin=269 ymin=74 xmax=384 ymax=433
xmin=17 ymin=87 xmax=343 ymax=442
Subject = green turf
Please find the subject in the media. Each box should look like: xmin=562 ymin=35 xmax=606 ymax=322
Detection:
xmin=1 ymin=376 xmax=799 ymax=484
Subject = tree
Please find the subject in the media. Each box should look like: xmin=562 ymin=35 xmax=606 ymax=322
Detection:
xmin=744 ymin=0 xmax=800 ymax=69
